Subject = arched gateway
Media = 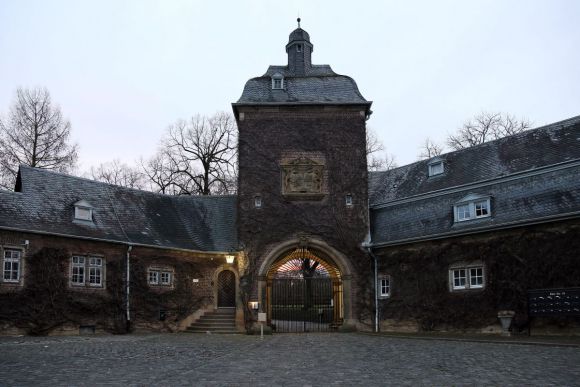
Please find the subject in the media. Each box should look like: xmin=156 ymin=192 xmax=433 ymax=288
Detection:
xmin=266 ymin=247 xmax=343 ymax=332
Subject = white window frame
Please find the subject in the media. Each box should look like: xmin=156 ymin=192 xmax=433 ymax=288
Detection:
xmin=148 ymin=268 xmax=173 ymax=287
xmin=71 ymin=255 xmax=104 ymax=288
xmin=148 ymin=270 xmax=159 ymax=285
xmin=428 ymin=161 xmax=444 ymax=176
xmin=3 ymin=249 xmax=22 ymax=283
xmin=254 ymin=195 xmax=262 ymax=208
xmin=449 ymin=265 xmax=485 ymax=291
xmin=271 ymin=73 xmax=284 ymax=90
xmin=379 ymin=275 xmax=391 ymax=298
xmin=454 ymin=195 xmax=491 ymax=223
xmin=73 ymin=200 xmax=94 ymax=222
xmin=160 ymin=271 xmax=172 ymax=286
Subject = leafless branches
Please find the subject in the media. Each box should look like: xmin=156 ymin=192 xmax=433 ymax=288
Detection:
xmin=417 ymin=138 xmax=444 ymax=160
xmin=0 ymin=87 xmax=78 ymax=190
xmin=88 ymin=159 xmax=145 ymax=189
xmin=142 ymin=112 xmax=237 ymax=195
xmin=367 ymin=127 xmax=397 ymax=171
xmin=447 ymin=112 xmax=531 ymax=150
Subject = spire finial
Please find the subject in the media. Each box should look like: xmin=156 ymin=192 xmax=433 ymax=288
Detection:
xmin=297 ymin=17 xmax=301 ymax=28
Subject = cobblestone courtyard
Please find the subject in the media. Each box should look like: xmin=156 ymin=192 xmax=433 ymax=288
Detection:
xmin=1 ymin=333 xmax=579 ymax=386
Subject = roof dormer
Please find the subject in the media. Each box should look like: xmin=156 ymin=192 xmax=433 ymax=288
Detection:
xmin=74 ymin=200 xmax=94 ymax=222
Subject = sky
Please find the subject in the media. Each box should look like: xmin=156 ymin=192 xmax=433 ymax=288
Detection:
xmin=1 ymin=0 xmax=579 ymax=171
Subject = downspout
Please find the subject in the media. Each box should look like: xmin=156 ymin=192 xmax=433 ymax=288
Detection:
xmin=126 ymin=245 xmax=132 ymax=331
xmin=366 ymin=247 xmax=379 ymax=333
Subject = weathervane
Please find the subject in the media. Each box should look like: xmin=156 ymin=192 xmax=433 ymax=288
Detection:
xmin=297 ymin=17 xmax=301 ymax=28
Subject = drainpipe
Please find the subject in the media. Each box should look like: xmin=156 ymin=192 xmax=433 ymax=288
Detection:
xmin=126 ymin=245 xmax=132 ymax=331
xmin=366 ymin=247 xmax=379 ymax=333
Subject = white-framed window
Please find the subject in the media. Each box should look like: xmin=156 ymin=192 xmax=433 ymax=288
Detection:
xmin=454 ymin=194 xmax=491 ymax=222
xmin=428 ymin=158 xmax=445 ymax=177
xmin=148 ymin=268 xmax=173 ymax=287
xmin=254 ymin=195 xmax=262 ymax=208
xmin=88 ymin=257 xmax=103 ymax=287
xmin=345 ymin=194 xmax=353 ymax=207
xmin=271 ymin=73 xmax=284 ymax=90
xmin=3 ymin=249 xmax=22 ymax=283
xmin=148 ymin=270 xmax=159 ymax=285
xmin=73 ymin=200 xmax=94 ymax=222
xmin=450 ymin=264 xmax=485 ymax=291
xmin=160 ymin=271 xmax=172 ymax=285
xmin=379 ymin=275 xmax=391 ymax=297
xmin=71 ymin=255 xmax=104 ymax=287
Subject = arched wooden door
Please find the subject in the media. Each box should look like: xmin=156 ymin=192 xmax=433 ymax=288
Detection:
xmin=217 ymin=270 xmax=236 ymax=307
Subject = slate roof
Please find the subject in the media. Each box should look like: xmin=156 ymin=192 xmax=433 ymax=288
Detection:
xmin=0 ymin=166 xmax=238 ymax=253
xmin=234 ymin=27 xmax=370 ymax=107
xmin=369 ymin=115 xmax=580 ymax=206
xmin=369 ymin=115 xmax=580 ymax=247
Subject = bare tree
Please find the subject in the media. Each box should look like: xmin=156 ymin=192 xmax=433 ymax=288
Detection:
xmin=88 ymin=159 xmax=145 ymax=189
xmin=0 ymin=87 xmax=78 ymax=190
xmin=143 ymin=112 xmax=237 ymax=195
xmin=367 ymin=127 xmax=397 ymax=171
xmin=418 ymin=137 xmax=444 ymax=160
xmin=447 ymin=112 xmax=531 ymax=150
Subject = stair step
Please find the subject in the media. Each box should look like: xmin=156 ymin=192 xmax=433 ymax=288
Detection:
xmin=191 ymin=323 xmax=236 ymax=328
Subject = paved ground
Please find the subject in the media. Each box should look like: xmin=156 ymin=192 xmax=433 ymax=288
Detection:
xmin=1 ymin=333 xmax=579 ymax=386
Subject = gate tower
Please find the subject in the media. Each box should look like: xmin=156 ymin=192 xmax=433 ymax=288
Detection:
xmin=233 ymin=20 xmax=372 ymax=331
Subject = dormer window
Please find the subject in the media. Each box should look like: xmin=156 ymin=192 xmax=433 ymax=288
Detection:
xmin=428 ymin=157 xmax=445 ymax=177
xmin=74 ymin=200 xmax=93 ymax=222
xmin=271 ymin=73 xmax=284 ymax=90
xmin=454 ymin=194 xmax=491 ymax=222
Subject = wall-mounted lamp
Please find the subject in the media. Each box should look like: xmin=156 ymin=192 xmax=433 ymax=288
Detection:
xmin=248 ymin=301 xmax=259 ymax=310
xmin=225 ymin=254 xmax=235 ymax=264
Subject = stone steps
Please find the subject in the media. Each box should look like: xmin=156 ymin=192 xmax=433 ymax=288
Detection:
xmin=185 ymin=308 xmax=239 ymax=334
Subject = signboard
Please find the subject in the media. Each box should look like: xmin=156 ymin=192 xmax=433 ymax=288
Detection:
xmin=258 ymin=312 xmax=267 ymax=322
xmin=528 ymin=288 xmax=580 ymax=316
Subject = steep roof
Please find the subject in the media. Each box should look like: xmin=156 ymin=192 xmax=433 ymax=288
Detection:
xmin=0 ymin=166 xmax=238 ymax=252
xmin=369 ymin=115 xmax=580 ymax=247
xmin=369 ymin=115 xmax=580 ymax=206
xmin=234 ymin=25 xmax=371 ymax=108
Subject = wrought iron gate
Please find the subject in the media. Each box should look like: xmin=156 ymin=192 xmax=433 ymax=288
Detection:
xmin=271 ymin=277 xmax=335 ymax=332
xmin=217 ymin=270 xmax=236 ymax=307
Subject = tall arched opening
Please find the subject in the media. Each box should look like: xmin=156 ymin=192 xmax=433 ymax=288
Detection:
xmin=264 ymin=245 xmax=345 ymax=332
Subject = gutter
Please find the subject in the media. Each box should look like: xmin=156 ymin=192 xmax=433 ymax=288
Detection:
xmin=366 ymin=247 xmax=379 ymax=333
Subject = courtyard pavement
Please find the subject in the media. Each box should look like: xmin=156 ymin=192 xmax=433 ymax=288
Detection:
xmin=1 ymin=332 xmax=579 ymax=386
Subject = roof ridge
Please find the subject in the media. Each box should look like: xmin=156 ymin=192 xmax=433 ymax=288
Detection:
xmin=372 ymin=114 xmax=580 ymax=174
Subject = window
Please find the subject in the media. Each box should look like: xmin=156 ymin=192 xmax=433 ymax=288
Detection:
xmin=345 ymin=194 xmax=353 ymax=206
xmin=296 ymin=44 xmax=302 ymax=52
xmin=450 ymin=265 xmax=484 ymax=291
xmin=428 ymin=158 xmax=444 ymax=177
xmin=74 ymin=200 xmax=94 ymax=222
xmin=148 ymin=268 xmax=173 ymax=287
xmin=271 ymin=73 xmax=284 ymax=90
xmin=254 ymin=195 xmax=262 ymax=208
xmin=379 ymin=275 xmax=391 ymax=297
xmin=3 ymin=249 xmax=21 ymax=283
xmin=71 ymin=255 xmax=104 ymax=287
xmin=148 ymin=270 xmax=159 ymax=285
xmin=454 ymin=194 xmax=491 ymax=222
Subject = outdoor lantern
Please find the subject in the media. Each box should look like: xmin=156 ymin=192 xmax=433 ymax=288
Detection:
xmin=249 ymin=301 xmax=259 ymax=310
xmin=225 ymin=254 xmax=235 ymax=264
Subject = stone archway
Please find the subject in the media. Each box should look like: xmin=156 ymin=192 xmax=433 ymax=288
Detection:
xmin=257 ymin=237 xmax=354 ymax=332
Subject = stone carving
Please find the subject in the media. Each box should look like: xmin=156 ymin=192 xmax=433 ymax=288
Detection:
xmin=281 ymin=157 xmax=323 ymax=195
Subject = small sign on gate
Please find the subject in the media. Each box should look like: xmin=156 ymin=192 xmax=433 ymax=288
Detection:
xmin=258 ymin=313 xmax=267 ymax=322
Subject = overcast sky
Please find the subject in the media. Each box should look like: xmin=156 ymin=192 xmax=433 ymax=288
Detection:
xmin=1 ymin=0 xmax=579 ymax=170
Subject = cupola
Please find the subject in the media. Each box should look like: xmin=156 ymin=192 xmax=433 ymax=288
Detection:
xmin=286 ymin=18 xmax=313 ymax=76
